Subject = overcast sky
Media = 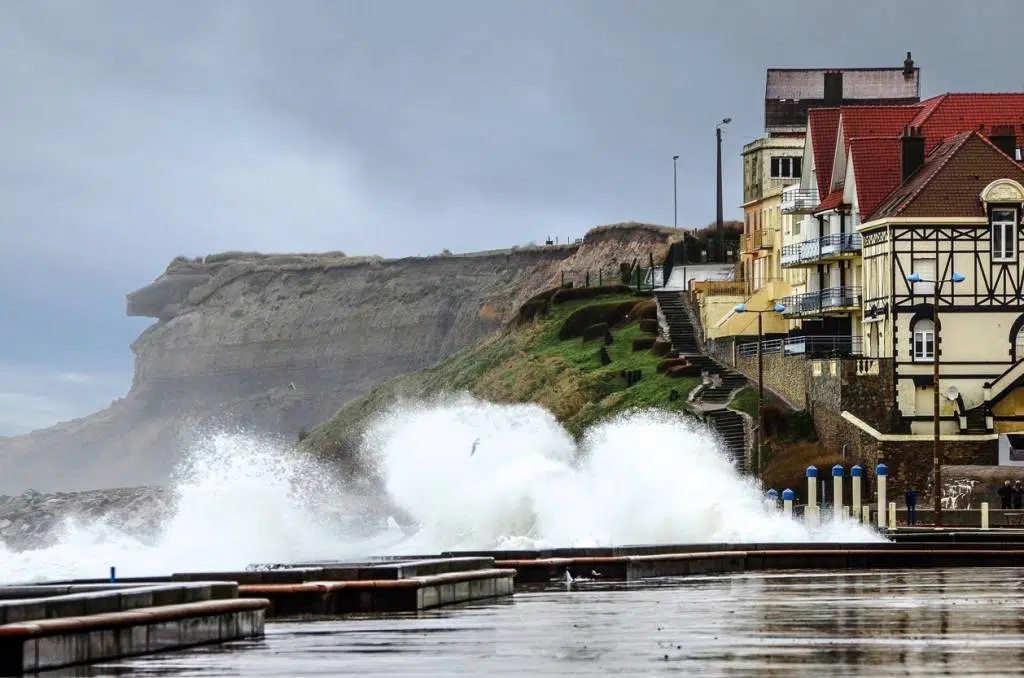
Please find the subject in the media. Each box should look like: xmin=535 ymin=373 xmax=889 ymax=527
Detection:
xmin=2 ymin=0 xmax=1023 ymax=435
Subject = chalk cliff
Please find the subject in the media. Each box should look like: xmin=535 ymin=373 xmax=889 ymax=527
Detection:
xmin=0 ymin=224 xmax=679 ymax=494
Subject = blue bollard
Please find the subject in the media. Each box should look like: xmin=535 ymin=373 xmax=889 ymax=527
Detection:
xmin=110 ymin=566 xmax=116 ymax=583
xmin=782 ymin=488 xmax=795 ymax=517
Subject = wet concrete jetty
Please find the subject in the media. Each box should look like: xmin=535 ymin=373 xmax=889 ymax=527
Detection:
xmin=15 ymin=533 xmax=1024 ymax=673
xmin=0 ymin=581 xmax=267 ymax=676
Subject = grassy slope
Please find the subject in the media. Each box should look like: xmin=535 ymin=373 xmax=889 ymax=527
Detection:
xmin=303 ymin=291 xmax=703 ymax=465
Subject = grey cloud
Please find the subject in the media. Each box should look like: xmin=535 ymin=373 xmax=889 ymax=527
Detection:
xmin=3 ymin=0 xmax=1024 ymax=432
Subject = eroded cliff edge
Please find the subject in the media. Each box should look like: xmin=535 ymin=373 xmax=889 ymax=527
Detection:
xmin=0 ymin=223 xmax=678 ymax=494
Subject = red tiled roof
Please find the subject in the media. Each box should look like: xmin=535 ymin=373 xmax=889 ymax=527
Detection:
xmin=869 ymin=131 xmax=1024 ymax=220
xmin=911 ymin=93 xmax=1024 ymax=152
xmin=813 ymin=189 xmax=845 ymax=213
xmin=847 ymin=137 xmax=904 ymax=218
xmin=808 ymin=108 xmax=841 ymax=198
xmin=838 ymin=106 xmax=920 ymax=152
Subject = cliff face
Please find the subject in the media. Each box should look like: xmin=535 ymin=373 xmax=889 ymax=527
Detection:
xmin=0 ymin=224 xmax=677 ymax=494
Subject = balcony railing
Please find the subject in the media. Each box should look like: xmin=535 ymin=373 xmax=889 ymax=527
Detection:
xmin=780 ymin=185 xmax=820 ymax=214
xmin=737 ymin=334 xmax=864 ymax=358
xmin=780 ymin=286 xmax=862 ymax=317
xmin=741 ymin=229 xmax=777 ymax=254
xmin=780 ymin=232 xmax=862 ymax=267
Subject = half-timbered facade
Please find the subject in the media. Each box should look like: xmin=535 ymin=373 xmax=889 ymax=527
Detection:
xmin=860 ymin=130 xmax=1024 ymax=435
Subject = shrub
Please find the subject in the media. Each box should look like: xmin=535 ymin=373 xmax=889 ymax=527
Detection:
xmin=632 ymin=337 xmax=656 ymax=351
xmin=651 ymin=338 xmax=673 ymax=356
xmin=631 ymin=299 xmax=658 ymax=320
xmin=551 ymin=284 xmax=631 ymax=304
xmin=558 ymin=300 xmax=637 ymax=339
xmin=582 ymin=322 xmax=610 ymax=343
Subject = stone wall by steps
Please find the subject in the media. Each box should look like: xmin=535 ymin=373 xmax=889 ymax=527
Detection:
xmin=0 ymin=223 xmax=678 ymax=494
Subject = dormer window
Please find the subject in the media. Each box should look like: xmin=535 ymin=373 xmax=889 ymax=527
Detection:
xmin=992 ymin=207 xmax=1017 ymax=263
xmin=980 ymin=179 xmax=1024 ymax=264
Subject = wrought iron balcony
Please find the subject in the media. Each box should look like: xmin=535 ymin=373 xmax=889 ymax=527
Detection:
xmin=737 ymin=334 xmax=863 ymax=358
xmin=780 ymin=185 xmax=820 ymax=214
xmin=780 ymin=232 xmax=862 ymax=267
xmin=780 ymin=286 xmax=862 ymax=317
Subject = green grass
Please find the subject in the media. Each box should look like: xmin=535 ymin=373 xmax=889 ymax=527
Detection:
xmin=303 ymin=290 xmax=703 ymax=466
xmin=728 ymin=387 xmax=759 ymax=418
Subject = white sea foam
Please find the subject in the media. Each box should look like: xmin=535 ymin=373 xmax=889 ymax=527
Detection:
xmin=0 ymin=394 xmax=882 ymax=584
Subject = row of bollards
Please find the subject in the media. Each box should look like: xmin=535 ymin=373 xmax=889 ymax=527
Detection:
xmin=766 ymin=463 xmax=890 ymax=528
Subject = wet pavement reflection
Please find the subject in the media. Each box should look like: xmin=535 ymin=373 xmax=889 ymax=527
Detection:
xmin=69 ymin=567 xmax=1024 ymax=677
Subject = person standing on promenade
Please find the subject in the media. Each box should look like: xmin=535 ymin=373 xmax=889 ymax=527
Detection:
xmin=905 ymin=488 xmax=918 ymax=526
xmin=999 ymin=480 xmax=1013 ymax=510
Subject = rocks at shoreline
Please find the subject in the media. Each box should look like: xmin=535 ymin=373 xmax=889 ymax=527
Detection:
xmin=0 ymin=487 xmax=173 ymax=552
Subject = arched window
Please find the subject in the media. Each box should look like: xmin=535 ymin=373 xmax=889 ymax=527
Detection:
xmin=1015 ymin=326 xmax=1024 ymax=361
xmin=912 ymin=319 xmax=935 ymax=361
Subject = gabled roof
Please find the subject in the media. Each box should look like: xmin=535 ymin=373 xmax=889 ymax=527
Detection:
xmin=808 ymin=108 xmax=841 ymax=198
xmin=870 ymin=131 xmax=1024 ymax=220
xmin=911 ymin=93 xmax=1024 ymax=152
xmin=830 ymin=106 xmax=920 ymax=192
xmin=838 ymin=107 xmax=920 ymax=152
xmin=846 ymin=137 xmax=904 ymax=218
xmin=814 ymin=189 xmax=845 ymax=213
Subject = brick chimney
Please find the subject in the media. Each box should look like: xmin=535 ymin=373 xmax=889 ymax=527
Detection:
xmin=901 ymin=126 xmax=925 ymax=182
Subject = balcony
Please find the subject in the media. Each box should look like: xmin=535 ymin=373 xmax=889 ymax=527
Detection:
xmin=741 ymin=229 xmax=775 ymax=254
xmin=780 ymin=286 xmax=862 ymax=318
xmin=780 ymin=185 xmax=820 ymax=214
xmin=780 ymin=232 xmax=862 ymax=267
xmin=737 ymin=334 xmax=863 ymax=358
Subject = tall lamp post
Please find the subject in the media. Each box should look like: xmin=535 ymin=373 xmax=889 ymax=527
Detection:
xmin=716 ymin=118 xmax=732 ymax=261
xmin=905 ymin=269 xmax=966 ymax=527
xmin=673 ymin=154 xmax=680 ymax=228
xmin=734 ymin=301 xmax=786 ymax=479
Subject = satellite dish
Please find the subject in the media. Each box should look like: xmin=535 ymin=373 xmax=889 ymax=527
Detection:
xmin=944 ymin=386 xmax=960 ymax=401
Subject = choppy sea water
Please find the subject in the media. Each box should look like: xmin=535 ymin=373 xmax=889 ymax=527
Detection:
xmin=72 ymin=567 xmax=1024 ymax=677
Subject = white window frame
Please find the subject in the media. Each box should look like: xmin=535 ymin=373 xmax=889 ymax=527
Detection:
xmin=991 ymin=207 xmax=1017 ymax=263
xmin=913 ymin=319 xmax=935 ymax=362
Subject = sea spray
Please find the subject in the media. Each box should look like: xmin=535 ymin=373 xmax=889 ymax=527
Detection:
xmin=368 ymin=394 xmax=881 ymax=552
xmin=0 ymin=395 xmax=882 ymax=584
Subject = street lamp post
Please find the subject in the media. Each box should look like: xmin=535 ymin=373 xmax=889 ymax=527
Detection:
xmin=716 ymin=118 xmax=732 ymax=261
xmin=905 ymin=269 xmax=966 ymax=527
xmin=734 ymin=301 xmax=786 ymax=478
xmin=673 ymin=155 xmax=680 ymax=228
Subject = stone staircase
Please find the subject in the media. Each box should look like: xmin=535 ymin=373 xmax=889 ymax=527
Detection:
xmin=653 ymin=289 xmax=751 ymax=471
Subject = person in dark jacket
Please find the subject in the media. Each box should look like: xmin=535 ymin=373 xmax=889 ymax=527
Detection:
xmin=905 ymin=488 xmax=918 ymax=525
xmin=1013 ymin=481 xmax=1023 ymax=510
xmin=999 ymin=480 xmax=1014 ymax=510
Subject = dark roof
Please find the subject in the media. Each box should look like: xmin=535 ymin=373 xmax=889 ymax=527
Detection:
xmin=870 ymin=132 xmax=1024 ymax=220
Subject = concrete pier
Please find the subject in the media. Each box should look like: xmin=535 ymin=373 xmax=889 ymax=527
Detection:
xmin=117 ymin=558 xmax=515 ymax=618
xmin=0 ymin=582 xmax=267 ymax=676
